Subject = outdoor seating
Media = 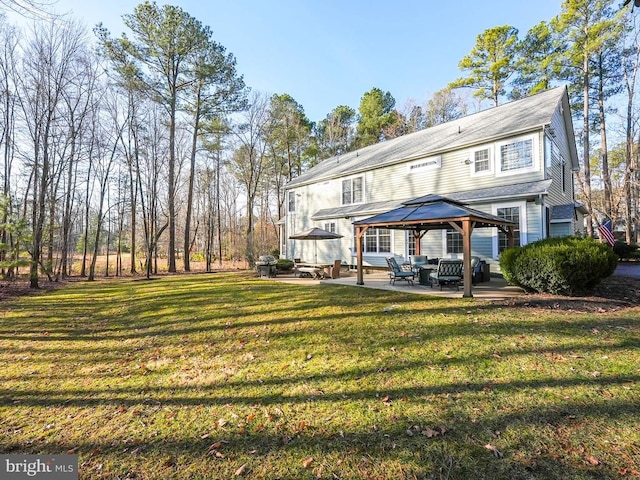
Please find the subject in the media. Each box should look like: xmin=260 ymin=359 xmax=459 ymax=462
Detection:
xmin=386 ymin=257 xmax=415 ymax=286
xmin=409 ymin=254 xmax=428 ymax=273
xmin=429 ymin=259 xmax=463 ymax=290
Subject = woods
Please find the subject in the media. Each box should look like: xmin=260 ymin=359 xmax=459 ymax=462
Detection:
xmin=1 ymin=0 xmax=639 ymax=286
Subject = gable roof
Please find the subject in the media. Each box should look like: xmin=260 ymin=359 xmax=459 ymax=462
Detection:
xmin=353 ymin=195 xmax=516 ymax=232
xmin=311 ymin=179 xmax=552 ymax=220
xmin=287 ymin=86 xmax=573 ymax=188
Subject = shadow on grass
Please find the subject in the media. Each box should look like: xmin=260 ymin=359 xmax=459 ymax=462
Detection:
xmin=1 ymin=399 xmax=632 ymax=479
xmin=2 ymin=273 xmax=639 ymax=479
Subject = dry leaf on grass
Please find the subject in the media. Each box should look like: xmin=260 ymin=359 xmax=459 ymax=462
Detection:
xmin=586 ymin=455 xmax=600 ymax=466
xmin=234 ymin=464 xmax=247 ymax=476
xmin=302 ymin=457 xmax=314 ymax=468
xmin=484 ymin=444 xmax=503 ymax=458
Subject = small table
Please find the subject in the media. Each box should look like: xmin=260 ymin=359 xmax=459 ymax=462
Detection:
xmin=417 ymin=265 xmax=436 ymax=286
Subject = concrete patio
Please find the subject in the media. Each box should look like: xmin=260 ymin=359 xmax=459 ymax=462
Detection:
xmin=268 ymin=262 xmax=640 ymax=300
xmin=271 ymin=270 xmax=524 ymax=300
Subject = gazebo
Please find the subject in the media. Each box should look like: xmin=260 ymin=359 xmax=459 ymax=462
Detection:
xmin=353 ymin=195 xmax=516 ymax=297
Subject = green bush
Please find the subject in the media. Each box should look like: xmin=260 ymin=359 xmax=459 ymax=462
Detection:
xmin=276 ymin=258 xmax=294 ymax=271
xmin=613 ymin=241 xmax=639 ymax=260
xmin=499 ymin=236 xmax=617 ymax=296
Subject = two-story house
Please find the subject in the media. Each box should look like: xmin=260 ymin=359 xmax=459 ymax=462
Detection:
xmin=282 ymin=86 xmax=583 ymax=269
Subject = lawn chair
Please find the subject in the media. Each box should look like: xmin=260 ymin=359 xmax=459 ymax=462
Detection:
xmin=409 ymin=254 xmax=428 ymax=273
xmin=429 ymin=259 xmax=463 ymax=290
xmin=386 ymin=257 xmax=415 ymax=286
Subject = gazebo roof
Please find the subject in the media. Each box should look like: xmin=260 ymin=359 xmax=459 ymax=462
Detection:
xmin=353 ymin=195 xmax=516 ymax=231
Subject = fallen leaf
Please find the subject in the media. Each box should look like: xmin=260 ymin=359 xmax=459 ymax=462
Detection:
xmin=484 ymin=444 xmax=503 ymax=458
xmin=66 ymin=447 xmax=79 ymax=454
xmin=217 ymin=419 xmax=228 ymax=427
xmin=405 ymin=429 xmax=414 ymax=437
xmin=381 ymin=395 xmax=391 ymax=404
xmin=207 ymin=441 xmax=224 ymax=451
xmin=586 ymin=455 xmax=600 ymax=466
xmin=421 ymin=428 xmax=439 ymax=438
xmin=302 ymin=457 xmax=314 ymax=468
xmin=234 ymin=464 xmax=247 ymax=476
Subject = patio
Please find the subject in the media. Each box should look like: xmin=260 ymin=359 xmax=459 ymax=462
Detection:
xmin=271 ymin=270 xmax=524 ymax=300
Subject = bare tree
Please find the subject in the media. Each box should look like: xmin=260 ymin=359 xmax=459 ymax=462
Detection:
xmin=17 ymin=19 xmax=87 ymax=288
xmin=229 ymin=92 xmax=271 ymax=267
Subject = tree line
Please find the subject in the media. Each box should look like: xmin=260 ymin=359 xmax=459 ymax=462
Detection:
xmin=0 ymin=0 xmax=638 ymax=287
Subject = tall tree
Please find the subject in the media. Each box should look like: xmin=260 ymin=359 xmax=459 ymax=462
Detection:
xmin=553 ymin=0 xmax=618 ymax=236
xmin=98 ymin=1 xmax=212 ymax=273
xmin=0 ymin=16 xmax=18 ymax=277
xmin=182 ymin=35 xmax=245 ymax=271
xmin=355 ymin=87 xmax=396 ymax=148
xmin=230 ymin=91 xmax=271 ymax=267
xmin=511 ymin=21 xmax=562 ymax=99
xmin=265 ymin=93 xmax=312 ymax=232
xmin=18 ymin=19 xmax=87 ymax=288
xmin=450 ymin=25 xmax=519 ymax=106
xmin=621 ymin=9 xmax=640 ymax=243
xmin=424 ymin=87 xmax=466 ymax=127
xmin=315 ymin=105 xmax=356 ymax=158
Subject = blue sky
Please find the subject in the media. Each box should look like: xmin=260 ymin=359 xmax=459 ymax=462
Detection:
xmin=15 ymin=0 xmax=564 ymax=122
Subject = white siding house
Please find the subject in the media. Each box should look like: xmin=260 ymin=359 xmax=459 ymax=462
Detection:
xmin=283 ymin=86 xmax=583 ymax=269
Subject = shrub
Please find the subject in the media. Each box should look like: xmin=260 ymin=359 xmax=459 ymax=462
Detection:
xmin=276 ymin=258 xmax=294 ymax=271
xmin=613 ymin=241 xmax=639 ymax=260
xmin=499 ymin=236 xmax=617 ymax=296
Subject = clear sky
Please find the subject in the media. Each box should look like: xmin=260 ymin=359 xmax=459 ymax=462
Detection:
xmin=9 ymin=0 xmax=564 ymax=123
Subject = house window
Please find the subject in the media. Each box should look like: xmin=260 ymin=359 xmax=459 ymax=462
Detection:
xmin=342 ymin=177 xmax=363 ymax=205
xmin=560 ymin=156 xmax=566 ymax=193
xmin=497 ymin=206 xmax=521 ymax=254
xmin=288 ymin=191 xmax=295 ymax=213
xmin=324 ymin=222 xmax=336 ymax=233
xmin=364 ymin=228 xmax=391 ymax=253
xmin=446 ymin=228 xmax=463 ymax=254
xmin=499 ymin=138 xmax=533 ymax=172
xmin=545 ymin=137 xmax=552 ymax=169
xmin=474 ymin=148 xmax=490 ymax=173
xmin=407 ymin=232 xmax=417 ymax=256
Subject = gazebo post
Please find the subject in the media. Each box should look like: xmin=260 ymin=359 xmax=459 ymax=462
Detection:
xmin=462 ymin=219 xmax=473 ymax=298
xmin=356 ymin=226 xmax=366 ymax=285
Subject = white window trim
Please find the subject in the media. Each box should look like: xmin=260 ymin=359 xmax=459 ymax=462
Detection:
xmin=492 ymin=201 xmax=527 ymax=259
xmin=287 ymin=190 xmax=296 ymax=214
xmin=469 ymin=145 xmax=494 ymax=177
xmin=495 ymin=134 xmax=539 ymax=177
xmin=439 ymin=229 xmax=464 ymax=259
xmin=362 ymin=228 xmax=394 ymax=256
xmin=341 ymin=175 xmax=365 ymax=206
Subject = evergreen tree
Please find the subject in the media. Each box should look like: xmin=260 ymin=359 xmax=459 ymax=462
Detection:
xmin=450 ymin=25 xmax=519 ymax=106
xmin=355 ymin=87 xmax=396 ymax=148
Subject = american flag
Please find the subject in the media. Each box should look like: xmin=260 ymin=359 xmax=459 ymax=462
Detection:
xmin=597 ymin=220 xmax=615 ymax=247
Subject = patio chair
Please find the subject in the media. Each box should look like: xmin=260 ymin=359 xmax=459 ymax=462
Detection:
xmin=429 ymin=259 xmax=463 ymax=290
xmin=409 ymin=254 xmax=428 ymax=273
xmin=386 ymin=257 xmax=415 ymax=286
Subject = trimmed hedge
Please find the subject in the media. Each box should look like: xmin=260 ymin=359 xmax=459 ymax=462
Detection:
xmin=499 ymin=236 xmax=617 ymax=296
xmin=276 ymin=258 xmax=294 ymax=271
xmin=613 ymin=241 xmax=639 ymax=260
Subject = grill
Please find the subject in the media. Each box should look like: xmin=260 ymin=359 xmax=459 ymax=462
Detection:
xmin=255 ymin=255 xmax=277 ymax=277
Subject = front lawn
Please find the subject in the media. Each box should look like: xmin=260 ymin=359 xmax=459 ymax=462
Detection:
xmin=0 ymin=273 xmax=638 ymax=479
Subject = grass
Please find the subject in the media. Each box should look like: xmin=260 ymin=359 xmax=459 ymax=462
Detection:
xmin=0 ymin=272 xmax=639 ymax=479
